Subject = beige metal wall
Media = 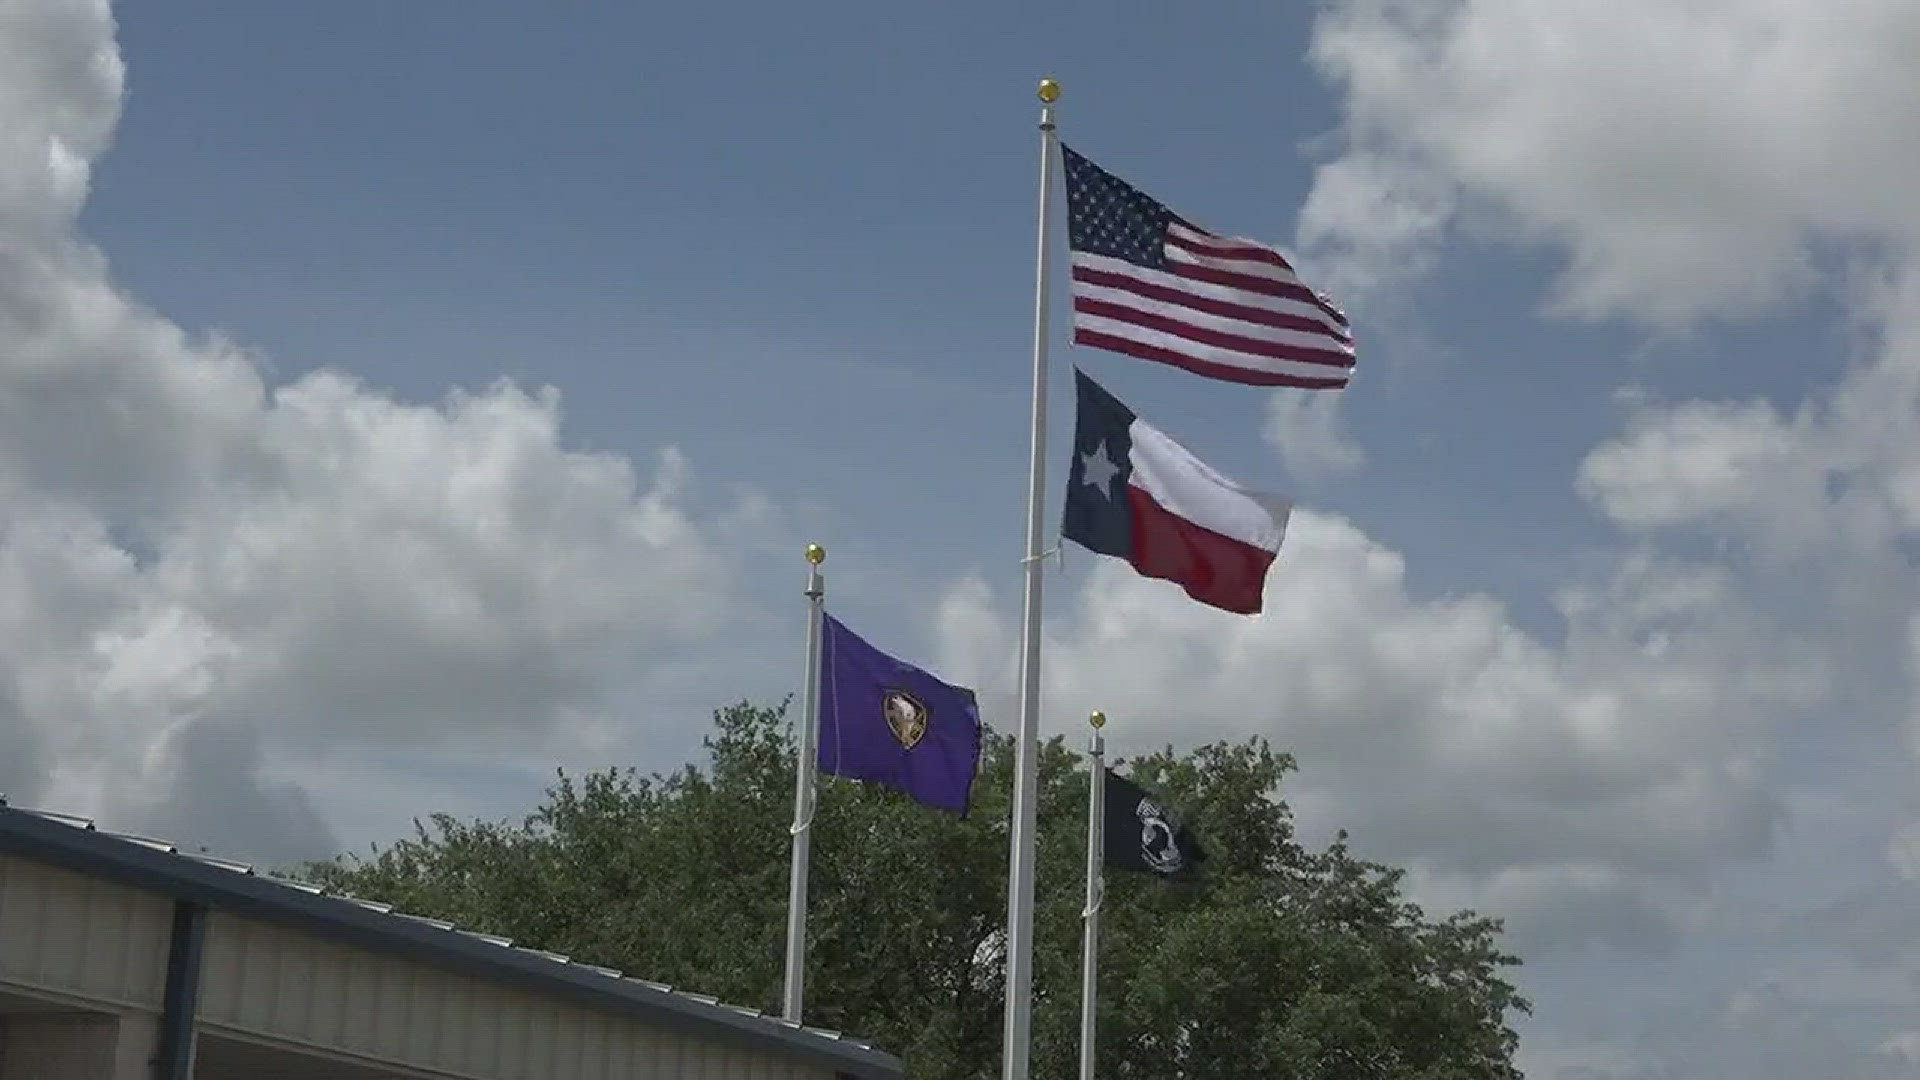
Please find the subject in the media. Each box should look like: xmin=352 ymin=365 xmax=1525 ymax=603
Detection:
xmin=198 ymin=911 xmax=837 ymax=1080
xmin=0 ymin=855 xmax=843 ymax=1080
xmin=0 ymin=854 xmax=171 ymax=1012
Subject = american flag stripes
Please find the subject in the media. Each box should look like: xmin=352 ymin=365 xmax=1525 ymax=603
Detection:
xmin=1061 ymin=144 xmax=1355 ymax=390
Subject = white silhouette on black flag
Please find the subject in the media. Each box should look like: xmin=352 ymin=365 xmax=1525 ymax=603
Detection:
xmin=1101 ymin=769 xmax=1205 ymax=876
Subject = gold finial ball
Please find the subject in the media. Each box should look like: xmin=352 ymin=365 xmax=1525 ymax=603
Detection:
xmin=804 ymin=543 xmax=826 ymax=566
xmin=1089 ymin=710 xmax=1106 ymax=729
xmin=1037 ymin=78 xmax=1061 ymax=104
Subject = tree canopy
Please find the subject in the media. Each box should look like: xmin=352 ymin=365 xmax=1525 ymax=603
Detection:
xmin=304 ymin=701 xmax=1527 ymax=1079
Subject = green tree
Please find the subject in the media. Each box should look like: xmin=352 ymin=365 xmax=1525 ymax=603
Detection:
xmin=304 ymin=701 xmax=1527 ymax=1079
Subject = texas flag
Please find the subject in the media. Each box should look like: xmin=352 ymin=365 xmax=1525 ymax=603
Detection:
xmin=1062 ymin=370 xmax=1291 ymax=615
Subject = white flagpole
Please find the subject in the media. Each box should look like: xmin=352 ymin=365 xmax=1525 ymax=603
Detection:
xmin=1002 ymin=75 xmax=1060 ymax=1080
xmin=1078 ymin=710 xmax=1107 ymax=1080
xmin=782 ymin=543 xmax=828 ymax=1022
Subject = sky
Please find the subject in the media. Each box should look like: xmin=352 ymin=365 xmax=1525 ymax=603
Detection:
xmin=5 ymin=0 xmax=1920 ymax=1075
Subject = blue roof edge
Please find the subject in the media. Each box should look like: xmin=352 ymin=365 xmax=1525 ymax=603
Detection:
xmin=0 ymin=804 xmax=903 ymax=1079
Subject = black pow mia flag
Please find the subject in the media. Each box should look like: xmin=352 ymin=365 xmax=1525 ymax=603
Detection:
xmin=1102 ymin=769 xmax=1205 ymax=876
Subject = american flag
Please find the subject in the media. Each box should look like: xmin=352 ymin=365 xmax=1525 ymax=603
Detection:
xmin=1061 ymin=144 xmax=1354 ymax=390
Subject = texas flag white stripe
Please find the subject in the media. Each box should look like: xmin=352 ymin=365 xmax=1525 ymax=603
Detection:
xmin=1124 ymin=419 xmax=1289 ymax=553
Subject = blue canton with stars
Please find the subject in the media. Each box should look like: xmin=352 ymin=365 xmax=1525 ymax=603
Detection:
xmin=1062 ymin=144 xmax=1187 ymax=269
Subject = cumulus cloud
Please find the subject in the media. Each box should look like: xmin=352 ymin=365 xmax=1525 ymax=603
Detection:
xmin=1880 ymin=1031 xmax=1920 ymax=1067
xmin=936 ymin=515 xmax=1830 ymax=958
xmin=1888 ymin=820 xmax=1920 ymax=883
xmin=1305 ymin=0 xmax=1920 ymax=327
xmin=1577 ymin=270 xmax=1920 ymax=560
xmin=1651 ymin=983 xmax=1915 ymax=1080
xmin=1253 ymin=0 xmax=1920 ymax=1072
xmin=1295 ymin=149 xmax=1455 ymax=301
xmin=0 ymin=0 xmax=752 ymax=862
xmin=928 ymin=0 xmax=1920 ymax=1072
xmin=1262 ymin=390 xmax=1365 ymax=479
xmin=1284 ymin=0 xmax=1920 ymax=865
xmin=1571 ymin=263 xmax=1920 ymax=780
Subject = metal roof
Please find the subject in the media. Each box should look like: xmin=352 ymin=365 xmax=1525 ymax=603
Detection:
xmin=0 ymin=798 xmax=901 ymax=1080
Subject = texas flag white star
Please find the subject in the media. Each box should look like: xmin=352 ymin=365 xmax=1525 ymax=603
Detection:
xmin=1078 ymin=442 xmax=1120 ymax=498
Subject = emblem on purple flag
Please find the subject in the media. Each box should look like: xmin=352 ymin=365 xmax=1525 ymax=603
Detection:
xmin=818 ymin=614 xmax=982 ymax=815
xmin=881 ymin=690 xmax=929 ymax=749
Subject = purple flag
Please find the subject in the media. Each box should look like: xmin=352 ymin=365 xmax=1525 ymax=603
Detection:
xmin=817 ymin=613 xmax=982 ymax=815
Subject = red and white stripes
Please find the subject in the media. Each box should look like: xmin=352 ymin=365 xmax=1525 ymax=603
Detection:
xmin=1070 ymin=223 xmax=1355 ymax=390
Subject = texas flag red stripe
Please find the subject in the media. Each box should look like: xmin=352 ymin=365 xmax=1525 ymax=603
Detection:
xmin=1124 ymin=486 xmax=1276 ymax=615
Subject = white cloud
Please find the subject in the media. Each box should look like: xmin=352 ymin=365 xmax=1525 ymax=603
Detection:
xmin=1679 ymin=983 xmax=1913 ymax=1080
xmin=1576 ymin=269 xmax=1920 ymax=561
xmin=1295 ymin=149 xmax=1455 ymax=300
xmin=0 ymin=0 xmax=756 ymax=863
xmin=1276 ymin=0 xmax=1920 ymax=876
xmin=0 ymin=0 xmax=120 ymax=241
xmin=1260 ymin=0 xmax=1920 ymax=1071
xmin=1306 ymin=0 xmax=1920 ymax=327
xmin=935 ymin=514 xmax=1830 ymax=957
xmin=1263 ymin=389 xmax=1365 ymax=479
xmin=946 ymin=1 xmax=1920 ymax=1071
xmin=1879 ymin=1031 xmax=1920 ymax=1066
xmin=1887 ymin=819 xmax=1920 ymax=883
xmin=1571 ymin=268 xmax=1920 ymax=773
xmin=1577 ymin=399 xmax=1816 ymax=537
